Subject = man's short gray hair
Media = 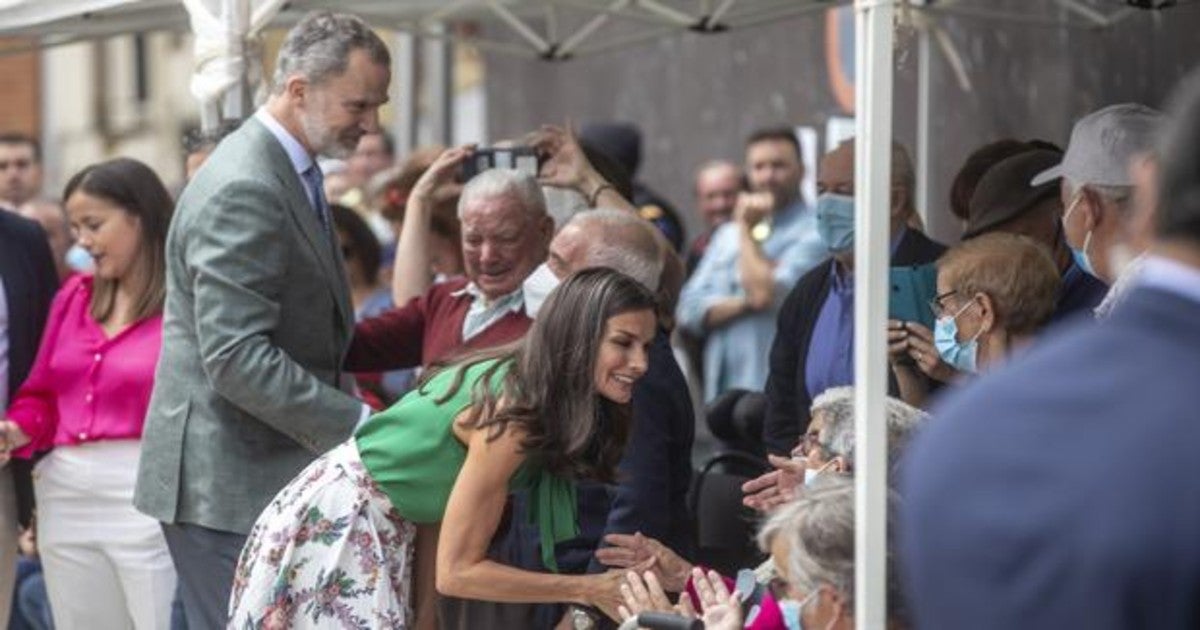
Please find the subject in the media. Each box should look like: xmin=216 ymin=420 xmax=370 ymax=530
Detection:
xmin=1063 ymin=176 xmax=1134 ymax=217
xmin=271 ymin=11 xmax=390 ymax=94
xmin=810 ymin=386 xmax=928 ymax=474
xmin=457 ymin=169 xmax=548 ymax=220
xmin=756 ymin=478 xmax=905 ymax=620
xmin=564 ymin=208 xmax=664 ymax=292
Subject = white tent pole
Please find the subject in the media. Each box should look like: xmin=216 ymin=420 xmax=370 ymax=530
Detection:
xmin=420 ymin=21 xmax=452 ymax=146
xmin=392 ymin=30 xmax=417 ymax=155
xmin=853 ymin=0 xmax=893 ymax=628
xmin=220 ymin=0 xmax=250 ymax=122
xmin=916 ymin=25 xmax=931 ymax=229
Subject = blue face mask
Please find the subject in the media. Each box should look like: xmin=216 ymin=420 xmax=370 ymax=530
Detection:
xmin=1063 ymin=192 xmax=1095 ymax=277
xmin=65 ymin=243 xmax=94 ymax=273
xmin=934 ymin=299 xmax=980 ymax=374
xmin=815 ymin=193 xmax=855 ymax=253
xmin=778 ymin=589 xmax=820 ymax=630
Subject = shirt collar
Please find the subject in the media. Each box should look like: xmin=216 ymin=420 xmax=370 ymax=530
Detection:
xmin=1136 ymin=255 xmax=1200 ymax=306
xmin=451 ymin=282 xmax=526 ymax=311
xmin=254 ymin=108 xmax=315 ymax=177
xmin=827 ymin=228 xmax=909 ymax=291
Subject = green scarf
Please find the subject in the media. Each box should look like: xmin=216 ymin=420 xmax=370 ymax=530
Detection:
xmin=527 ymin=472 xmax=579 ymax=573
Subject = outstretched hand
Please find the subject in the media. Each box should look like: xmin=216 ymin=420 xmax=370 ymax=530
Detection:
xmin=596 ymin=532 xmax=693 ymax=593
xmin=742 ymin=454 xmax=806 ymax=513
xmin=690 ymin=568 xmax=743 ymax=630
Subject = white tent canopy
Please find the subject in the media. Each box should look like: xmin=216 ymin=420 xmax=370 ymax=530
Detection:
xmin=0 ymin=1 xmax=1191 ymax=628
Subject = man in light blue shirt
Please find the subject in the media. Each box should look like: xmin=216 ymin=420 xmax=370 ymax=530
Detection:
xmin=677 ymin=128 xmax=826 ymax=401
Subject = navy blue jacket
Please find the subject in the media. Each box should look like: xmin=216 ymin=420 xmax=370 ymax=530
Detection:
xmin=0 ymin=212 xmax=59 ymax=527
xmin=763 ymin=229 xmax=945 ymax=455
xmin=901 ymin=285 xmax=1200 ymax=629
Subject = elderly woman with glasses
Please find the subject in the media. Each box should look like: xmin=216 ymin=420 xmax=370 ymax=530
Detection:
xmin=614 ymin=478 xmax=908 ymax=630
xmin=888 ymin=232 xmax=1061 ymax=407
xmin=607 ymin=390 xmax=926 ymax=629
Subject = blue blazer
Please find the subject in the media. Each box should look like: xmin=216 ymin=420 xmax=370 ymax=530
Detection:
xmin=901 ymin=286 xmax=1200 ymax=630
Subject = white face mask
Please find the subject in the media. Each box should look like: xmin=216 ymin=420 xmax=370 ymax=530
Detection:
xmin=522 ymin=262 xmax=561 ymax=318
xmin=1107 ymin=242 xmax=1137 ymax=278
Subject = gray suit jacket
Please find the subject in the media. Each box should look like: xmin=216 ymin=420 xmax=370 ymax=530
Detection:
xmin=134 ymin=117 xmax=363 ymax=534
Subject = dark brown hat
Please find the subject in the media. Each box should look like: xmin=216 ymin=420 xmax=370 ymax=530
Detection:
xmin=963 ymin=148 xmax=1062 ymax=239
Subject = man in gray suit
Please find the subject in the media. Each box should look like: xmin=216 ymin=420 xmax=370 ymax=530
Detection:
xmin=133 ymin=12 xmax=390 ymax=628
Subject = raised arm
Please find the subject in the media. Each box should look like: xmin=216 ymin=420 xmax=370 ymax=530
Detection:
xmin=531 ymin=124 xmax=637 ymax=213
xmin=391 ymin=146 xmax=470 ymax=305
xmin=436 ymin=422 xmax=628 ymax=620
xmin=733 ymin=192 xmax=780 ymax=310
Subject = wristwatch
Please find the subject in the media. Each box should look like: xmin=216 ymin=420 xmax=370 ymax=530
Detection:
xmin=568 ymin=605 xmax=599 ymax=630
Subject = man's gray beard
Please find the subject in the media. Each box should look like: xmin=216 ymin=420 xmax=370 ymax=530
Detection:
xmin=299 ymin=112 xmax=352 ymax=159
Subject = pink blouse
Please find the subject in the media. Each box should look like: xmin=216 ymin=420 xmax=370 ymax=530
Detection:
xmin=6 ymin=274 xmax=162 ymax=455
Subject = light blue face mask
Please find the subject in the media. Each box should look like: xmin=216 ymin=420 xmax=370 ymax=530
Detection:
xmin=815 ymin=193 xmax=855 ymax=253
xmin=778 ymin=589 xmax=820 ymax=630
xmin=1063 ymin=192 xmax=1096 ymax=276
xmin=65 ymin=243 xmax=94 ymax=273
xmin=934 ymin=299 xmax=980 ymax=373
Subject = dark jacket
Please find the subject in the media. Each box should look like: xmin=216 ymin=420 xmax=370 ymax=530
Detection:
xmin=0 ymin=212 xmax=59 ymax=527
xmin=901 ymin=284 xmax=1200 ymax=629
xmin=762 ymin=229 xmax=945 ymax=456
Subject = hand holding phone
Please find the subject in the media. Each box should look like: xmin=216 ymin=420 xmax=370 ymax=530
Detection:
xmin=458 ymin=146 xmax=544 ymax=182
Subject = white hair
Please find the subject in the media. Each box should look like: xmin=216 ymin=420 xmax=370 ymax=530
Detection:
xmin=563 ymin=208 xmax=664 ymax=292
xmin=756 ymin=478 xmax=905 ymax=620
xmin=271 ymin=11 xmax=390 ymax=94
xmin=809 ymin=386 xmax=928 ymax=473
xmin=1063 ymin=175 xmax=1134 ymax=217
xmin=457 ymin=168 xmax=548 ymax=220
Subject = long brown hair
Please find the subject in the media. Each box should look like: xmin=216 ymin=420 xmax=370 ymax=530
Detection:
xmin=421 ymin=267 xmax=657 ymax=482
xmin=62 ymin=157 xmax=174 ymax=323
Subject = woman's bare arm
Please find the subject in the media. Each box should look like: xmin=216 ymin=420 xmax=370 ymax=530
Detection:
xmin=435 ymin=422 xmax=627 ymax=619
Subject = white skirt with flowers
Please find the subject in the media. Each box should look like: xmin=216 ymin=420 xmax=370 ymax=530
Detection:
xmin=227 ymin=439 xmax=416 ymax=629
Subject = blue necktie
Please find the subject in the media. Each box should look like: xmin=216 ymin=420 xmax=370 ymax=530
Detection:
xmin=301 ymin=164 xmax=332 ymax=237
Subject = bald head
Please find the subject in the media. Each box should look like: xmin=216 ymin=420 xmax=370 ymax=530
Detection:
xmin=549 ymin=208 xmax=663 ymax=292
xmin=818 ymin=138 xmax=916 ymax=221
xmin=694 ymin=160 xmax=742 ymax=229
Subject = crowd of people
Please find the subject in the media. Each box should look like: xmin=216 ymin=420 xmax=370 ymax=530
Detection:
xmin=0 ymin=7 xmax=1198 ymax=630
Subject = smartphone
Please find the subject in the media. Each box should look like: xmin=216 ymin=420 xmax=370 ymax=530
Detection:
xmin=889 ymin=263 xmax=937 ymax=330
xmin=459 ymin=146 xmax=543 ymax=182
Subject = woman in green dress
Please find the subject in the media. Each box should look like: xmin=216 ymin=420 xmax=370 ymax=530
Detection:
xmin=228 ymin=268 xmax=659 ymax=629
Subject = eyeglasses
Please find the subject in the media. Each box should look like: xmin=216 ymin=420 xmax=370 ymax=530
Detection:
xmin=797 ymin=431 xmax=824 ymax=457
xmin=928 ymin=290 xmax=958 ymax=319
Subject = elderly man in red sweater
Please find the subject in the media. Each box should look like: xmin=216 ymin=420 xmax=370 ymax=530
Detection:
xmin=345 ymin=165 xmax=553 ymax=370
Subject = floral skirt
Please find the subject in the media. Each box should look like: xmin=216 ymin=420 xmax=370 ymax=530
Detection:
xmin=228 ymin=439 xmax=416 ymax=629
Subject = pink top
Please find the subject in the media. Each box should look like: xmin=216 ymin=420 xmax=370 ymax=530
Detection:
xmin=6 ymin=274 xmax=162 ymax=455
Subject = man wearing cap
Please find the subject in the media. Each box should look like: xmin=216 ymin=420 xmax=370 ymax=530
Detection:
xmin=900 ymin=72 xmax=1200 ymax=630
xmin=963 ymin=147 xmax=1109 ymax=322
xmin=1030 ymin=103 xmax=1164 ymax=317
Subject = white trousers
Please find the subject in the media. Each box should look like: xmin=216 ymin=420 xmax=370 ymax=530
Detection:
xmin=34 ymin=440 xmax=176 ymax=630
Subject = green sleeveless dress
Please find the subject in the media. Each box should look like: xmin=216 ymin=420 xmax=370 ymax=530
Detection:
xmin=354 ymin=358 xmax=578 ymax=571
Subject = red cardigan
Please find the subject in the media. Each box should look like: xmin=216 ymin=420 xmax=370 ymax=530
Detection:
xmin=345 ymin=278 xmax=531 ymax=372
